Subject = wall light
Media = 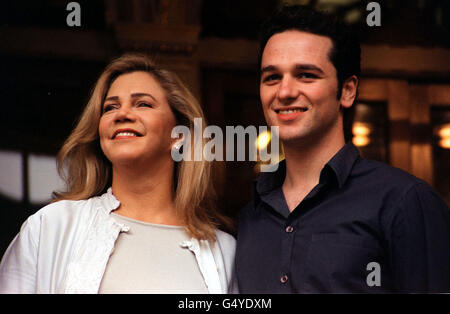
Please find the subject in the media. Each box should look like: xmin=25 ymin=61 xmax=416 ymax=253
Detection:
xmin=435 ymin=123 xmax=450 ymax=149
xmin=254 ymin=130 xmax=285 ymax=173
xmin=352 ymin=122 xmax=371 ymax=147
xmin=255 ymin=130 xmax=271 ymax=150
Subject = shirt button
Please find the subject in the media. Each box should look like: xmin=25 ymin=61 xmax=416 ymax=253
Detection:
xmin=285 ymin=226 xmax=294 ymax=233
xmin=280 ymin=275 xmax=289 ymax=283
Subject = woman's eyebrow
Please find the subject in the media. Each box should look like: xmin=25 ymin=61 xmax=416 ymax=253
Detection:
xmin=104 ymin=95 xmax=119 ymax=102
xmin=104 ymin=93 xmax=157 ymax=102
xmin=130 ymin=93 xmax=157 ymax=102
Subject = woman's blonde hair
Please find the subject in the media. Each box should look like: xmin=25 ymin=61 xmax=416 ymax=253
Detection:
xmin=54 ymin=53 xmax=232 ymax=241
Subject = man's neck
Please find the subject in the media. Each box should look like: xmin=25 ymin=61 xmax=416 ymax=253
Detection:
xmin=282 ymin=132 xmax=345 ymax=211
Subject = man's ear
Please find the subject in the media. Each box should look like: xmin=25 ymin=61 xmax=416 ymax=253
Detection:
xmin=340 ymin=75 xmax=359 ymax=109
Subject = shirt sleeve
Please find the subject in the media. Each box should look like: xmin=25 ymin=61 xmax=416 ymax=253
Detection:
xmin=0 ymin=215 xmax=39 ymax=293
xmin=388 ymin=182 xmax=450 ymax=293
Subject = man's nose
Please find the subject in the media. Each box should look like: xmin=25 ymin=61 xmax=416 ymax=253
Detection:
xmin=277 ymin=76 xmax=300 ymax=102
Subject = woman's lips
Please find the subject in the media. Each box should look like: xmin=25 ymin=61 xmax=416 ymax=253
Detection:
xmin=112 ymin=129 xmax=142 ymax=140
xmin=114 ymin=132 xmax=138 ymax=140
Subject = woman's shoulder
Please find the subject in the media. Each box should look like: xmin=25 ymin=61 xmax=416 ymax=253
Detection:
xmin=32 ymin=198 xmax=95 ymax=220
xmin=33 ymin=189 xmax=117 ymax=220
xmin=214 ymin=229 xmax=236 ymax=252
xmin=26 ymin=193 xmax=112 ymax=231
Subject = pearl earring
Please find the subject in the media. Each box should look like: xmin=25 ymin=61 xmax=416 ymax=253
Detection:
xmin=173 ymin=142 xmax=182 ymax=151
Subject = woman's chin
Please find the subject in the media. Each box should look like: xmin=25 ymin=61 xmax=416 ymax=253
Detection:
xmin=109 ymin=154 xmax=144 ymax=167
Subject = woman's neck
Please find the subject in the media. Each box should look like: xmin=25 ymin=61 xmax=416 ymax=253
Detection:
xmin=110 ymin=159 xmax=181 ymax=226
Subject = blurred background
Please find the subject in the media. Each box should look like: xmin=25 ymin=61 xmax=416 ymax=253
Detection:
xmin=0 ymin=0 xmax=449 ymax=256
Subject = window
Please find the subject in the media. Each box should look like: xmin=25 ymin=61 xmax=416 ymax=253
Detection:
xmin=0 ymin=150 xmax=64 ymax=206
xmin=352 ymin=101 xmax=389 ymax=162
xmin=431 ymin=107 xmax=450 ymax=205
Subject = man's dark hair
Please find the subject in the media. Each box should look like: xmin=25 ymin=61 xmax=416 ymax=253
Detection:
xmin=259 ymin=4 xmax=361 ymax=97
xmin=258 ymin=5 xmax=361 ymax=140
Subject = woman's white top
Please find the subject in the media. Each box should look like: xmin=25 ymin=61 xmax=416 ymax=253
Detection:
xmin=0 ymin=188 xmax=237 ymax=294
xmin=98 ymin=213 xmax=208 ymax=294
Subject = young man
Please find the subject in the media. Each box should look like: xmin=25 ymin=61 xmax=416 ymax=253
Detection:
xmin=235 ymin=5 xmax=450 ymax=293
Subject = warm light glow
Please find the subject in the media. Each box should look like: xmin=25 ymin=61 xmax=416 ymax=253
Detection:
xmin=437 ymin=124 xmax=450 ymax=138
xmin=436 ymin=123 xmax=450 ymax=149
xmin=352 ymin=122 xmax=371 ymax=147
xmin=439 ymin=138 xmax=450 ymax=149
xmin=352 ymin=122 xmax=371 ymax=136
xmin=353 ymin=135 xmax=370 ymax=147
xmin=256 ymin=131 xmax=271 ymax=149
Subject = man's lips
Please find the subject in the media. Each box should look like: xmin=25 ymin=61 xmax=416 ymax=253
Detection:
xmin=112 ymin=128 xmax=142 ymax=139
xmin=274 ymin=107 xmax=308 ymax=121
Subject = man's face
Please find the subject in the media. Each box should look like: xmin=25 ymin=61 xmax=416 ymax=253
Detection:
xmin=260 ymin=30 xmax=343 ymax=146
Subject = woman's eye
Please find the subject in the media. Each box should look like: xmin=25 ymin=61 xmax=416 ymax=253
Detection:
xmin=138 ymin=102 xmax=153 ymax=108
xmin=102 ymin=104 xmax=116 ymax=113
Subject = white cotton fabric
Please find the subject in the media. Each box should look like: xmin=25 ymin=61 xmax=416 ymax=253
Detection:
xmin=98 ymin=213 xmax=208 ymax=294
xmin=0 ymin=188 xmax=237 ymax=294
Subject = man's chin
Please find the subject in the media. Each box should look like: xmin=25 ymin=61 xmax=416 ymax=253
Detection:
xmin=278 ymin=131 xmax=317 ymax=148
xmin=278 ymin=129 xmax=307 ymax=142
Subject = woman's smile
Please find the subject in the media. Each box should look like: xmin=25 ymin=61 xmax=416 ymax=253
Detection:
xmin=112 ymin=128 xmax=143 ymax=140
xmin=98 ymin=71 xmax=177 ymax=166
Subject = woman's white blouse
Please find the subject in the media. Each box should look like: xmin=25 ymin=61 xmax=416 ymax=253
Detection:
xmin=0 ymin=188 xmax=237 ymax=294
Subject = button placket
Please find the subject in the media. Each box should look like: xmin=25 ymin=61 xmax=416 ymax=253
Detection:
xmin=280 ymin=219 xmax=296 ymax=289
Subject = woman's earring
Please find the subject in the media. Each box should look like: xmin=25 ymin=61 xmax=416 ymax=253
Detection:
xmin=171 ymin=140 xmax=185 ymax=161
xmin=172 ymin=140 xmax=183 ymax=152
xmin=173 ymin=142 xmax=182 ymax=151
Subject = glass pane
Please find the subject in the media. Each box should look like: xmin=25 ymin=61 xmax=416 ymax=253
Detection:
xmin=0 ymin=150 xmax=23 ymax=201
xmin=28 ymin=154 xmax=65 ymax=205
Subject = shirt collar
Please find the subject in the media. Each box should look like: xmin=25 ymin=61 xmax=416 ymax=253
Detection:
xmin=255 ymin=160 xmax=286 ymax=196
xmin=255 ymin=142 xmax=360 ymax=196
xmin=326 ymin=142 xmax=360 ymax=188
xmin=98 ymin=187 xmax=121 ymax=214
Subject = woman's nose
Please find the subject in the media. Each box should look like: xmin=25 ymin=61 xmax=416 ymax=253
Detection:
xmin=114 ymin=104 xmax=136 ymax=122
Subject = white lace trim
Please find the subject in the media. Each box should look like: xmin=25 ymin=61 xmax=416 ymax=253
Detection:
xmin=63 ymin=188 xmax=223 ymax=294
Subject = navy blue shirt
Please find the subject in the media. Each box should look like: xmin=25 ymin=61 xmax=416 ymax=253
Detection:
xmin=236 ymin=143 xmax=450 ymax=293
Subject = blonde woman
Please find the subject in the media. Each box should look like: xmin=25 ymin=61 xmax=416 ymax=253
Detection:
xmin=0 ymin=53 xmax=236 ymax=294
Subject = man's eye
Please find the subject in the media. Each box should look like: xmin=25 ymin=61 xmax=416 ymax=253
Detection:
xmin=298 ymin=73 xmax=317 ymax=79
xmin=262 ymin=74 xmax=281 ymax=83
